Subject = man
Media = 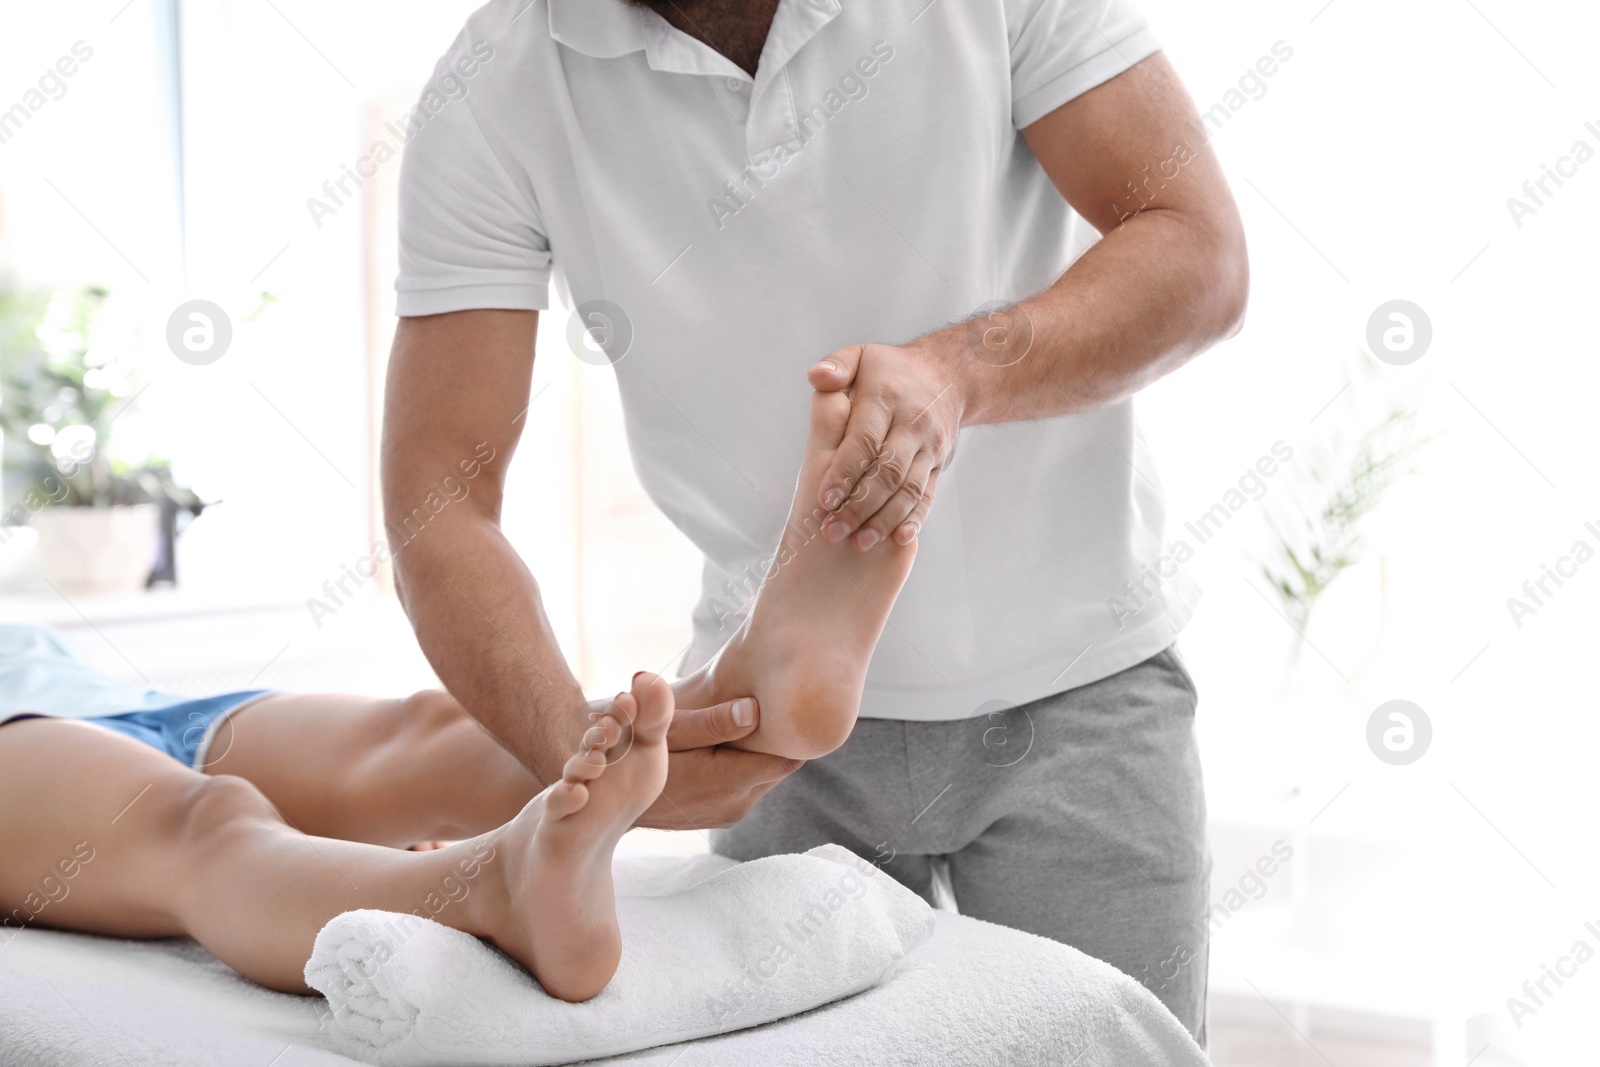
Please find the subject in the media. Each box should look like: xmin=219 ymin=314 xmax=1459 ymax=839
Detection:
xmin=382 ymin=0 xmax=1247 ymax=1040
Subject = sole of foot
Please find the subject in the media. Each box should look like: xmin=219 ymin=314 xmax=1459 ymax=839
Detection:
xmin=486 ymin=672 xmax=672 ymax=1001
xmin=681 ymin=391 xmax=917 ymax=760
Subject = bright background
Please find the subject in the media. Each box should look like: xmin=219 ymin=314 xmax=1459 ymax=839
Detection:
xmin=1 ymin=1 xmax=1596 ymax=1063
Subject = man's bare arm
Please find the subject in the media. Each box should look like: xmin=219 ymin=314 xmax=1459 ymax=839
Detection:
xmin=958 ymin=49 xmax=1249 ymax=421
xmin=382 ymin=309 xmax=798 ymax=827
xmin=809 ymin=52 xmax=1250 ymax=549
xmin=383 ymin=310 xmax=582 ymax=785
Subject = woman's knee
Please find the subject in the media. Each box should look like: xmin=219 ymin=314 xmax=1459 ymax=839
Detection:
xmin=167 ymin=774 xmax=281 ymax=854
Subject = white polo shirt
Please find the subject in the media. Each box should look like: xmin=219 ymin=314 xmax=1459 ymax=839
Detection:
xmin=396 ymin=0 xmax=1196 ymax=721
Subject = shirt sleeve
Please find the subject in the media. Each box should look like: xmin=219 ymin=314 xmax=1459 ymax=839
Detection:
xmin=1005 ymin=0 xmax=1162 ymax=129
xmin=394 ymin=69 xmax=553 ymax=316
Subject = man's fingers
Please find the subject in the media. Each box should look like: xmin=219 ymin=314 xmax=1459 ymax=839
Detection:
xmin=665 ymin=697 xmax=759 ymax=751
xmin=807 ymin=344 xmax=863 ymax=392
xmin=852 ymin=449 xmax=935 ymax=551
xmin=744 ymin=750 xmax=805 ymax=783
xmin=893 ymin=467 xmax=941 ymax=544
xmin=818 ymin=401 xmax=891 ymax=518
xmin=639 ymin=747 xmax=803 ymax=830
xmin=825 ymin=426 xmax=918 ymax=543
xmin=681 ymin=746 xmax=801 ymax=786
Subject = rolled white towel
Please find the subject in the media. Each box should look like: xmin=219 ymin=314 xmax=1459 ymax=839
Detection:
xmin=305 ymin=844 xmax=935 ymax=1066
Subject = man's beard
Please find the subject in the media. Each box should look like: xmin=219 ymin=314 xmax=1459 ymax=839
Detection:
xmin=612 ymin=0 xmax=777 ymax=69
xmin=617 ymin=0 xmax=759 ymax=18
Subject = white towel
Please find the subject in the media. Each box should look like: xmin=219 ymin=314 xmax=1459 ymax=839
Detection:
xmin=305 ymin=844 xmax=935 ymax=1066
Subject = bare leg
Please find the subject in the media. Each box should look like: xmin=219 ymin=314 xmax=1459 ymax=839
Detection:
xmin=0 ymin=674 xmax=674 ymax=1000
xmin=676 ymin=391 xmax=918 ymax=759
xmin=204 ymin=689 xmax=541 ymax=848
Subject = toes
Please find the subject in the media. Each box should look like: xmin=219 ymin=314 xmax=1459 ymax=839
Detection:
xmin=628 ymin=672 xmax=675 ymax=743
xmin=610 ymin=691 xmax=637 ymax=728
xmin=544 ymin=779 xmax=589 ymax=818
xmin=586 ymin=714 xmax=624 ymax=751
xmin=563 ymin=747 xmax=607 ymax=783
xmin=408 ymin=840 xmax=454 ymax=852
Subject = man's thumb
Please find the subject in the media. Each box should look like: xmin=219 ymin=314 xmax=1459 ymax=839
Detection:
xmin=808 ymin=345 xmax=863 ymax=391
xmin=668 ymin=697 xmax=759 ymax=750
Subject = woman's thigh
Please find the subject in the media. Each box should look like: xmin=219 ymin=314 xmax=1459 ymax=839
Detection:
xmin=0 ymin=718 xmax=208 ymax=939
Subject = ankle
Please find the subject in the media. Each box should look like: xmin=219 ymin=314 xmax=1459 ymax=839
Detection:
xmin=445 ymin=831 xmax=513 ymax=943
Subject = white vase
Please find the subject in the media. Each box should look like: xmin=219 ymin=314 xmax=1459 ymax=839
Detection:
xmin=30 ymin=504 xmax=161 ymax=596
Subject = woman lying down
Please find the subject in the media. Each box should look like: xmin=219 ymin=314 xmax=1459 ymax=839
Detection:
xmin=0 ymin=393 xmax=916 ymax=1002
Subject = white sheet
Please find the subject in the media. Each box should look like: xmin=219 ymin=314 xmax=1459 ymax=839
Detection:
xmin=0 ymin=854 xmax=1208 ymax=1067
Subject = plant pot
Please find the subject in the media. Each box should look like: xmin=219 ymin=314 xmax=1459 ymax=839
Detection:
xmin=30 ymin=503 xmax=160 ymax=596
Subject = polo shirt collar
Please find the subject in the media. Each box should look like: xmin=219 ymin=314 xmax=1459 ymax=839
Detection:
xmin=547 ymin=0 xmax=648 ymax=60
xmin=548 ymin=0 xmax=739 ymax=78
xmin=548 ymin=0 xmax=842 ymax=90
xmin=641 ymin=15 xmax=746 ymax=81
xmin=752 ymin=0 xmax=841 ymax=96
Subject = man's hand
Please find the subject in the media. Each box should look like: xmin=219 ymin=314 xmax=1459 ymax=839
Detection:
xmin=806 ymin=341 xmax=968 ymax=551
xmin=805 ymin=54 xmax=1248 ymax=556
xmin=636 ymin=695 xmax=802 ymax=830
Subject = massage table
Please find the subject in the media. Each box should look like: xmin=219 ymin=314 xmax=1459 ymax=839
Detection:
xmin=0 ymin=854 xmax=1208 ymax=1066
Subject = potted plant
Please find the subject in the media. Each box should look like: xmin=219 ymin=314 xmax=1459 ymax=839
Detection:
xmin=1256 ymin=353 xmax=1432 ymax=694
xmin=0 ymin=285 xmax=203 ymax=594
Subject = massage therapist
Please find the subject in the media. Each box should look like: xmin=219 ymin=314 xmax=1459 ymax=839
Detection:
xmin=380 ymin=0 xmax=1246 ymax=1042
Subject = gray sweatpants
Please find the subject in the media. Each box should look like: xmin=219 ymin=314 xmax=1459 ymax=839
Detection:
xmin=713 ymin=645 xmax=1211 ymax=1043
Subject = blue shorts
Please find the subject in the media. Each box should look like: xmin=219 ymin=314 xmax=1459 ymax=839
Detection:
xmin=4 ymin=691 xmax=276 ymax=769
xmin=0 ymin=623 xmax=275 ymax=769
xmin=2 ymin=694 xmax=275 ymax=767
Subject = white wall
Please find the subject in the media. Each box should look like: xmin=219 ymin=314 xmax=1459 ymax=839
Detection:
xmin=1136 ymin=0 xmax=1598 ymax=1058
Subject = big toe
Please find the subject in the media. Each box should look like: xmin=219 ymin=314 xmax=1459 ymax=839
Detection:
xmin=544 ymin=779 xmax=589 ymax=819
xmin=628 ymin=672 xmax=675 ymax=743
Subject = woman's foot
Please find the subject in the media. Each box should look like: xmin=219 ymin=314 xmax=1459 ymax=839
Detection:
xmin=479 ymin=673 xmax=673 ymax=1001
xmin=678 ymin=391 xmax=918 ymax=759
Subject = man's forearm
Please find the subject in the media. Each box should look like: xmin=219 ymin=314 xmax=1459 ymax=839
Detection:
xmin=381 ymin=308 xmax=799 ymax=831
xmin=391 ymin=516 xmax=588 ymax=788
xmin=913 ymin=207 xmax=1248 ymax=429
